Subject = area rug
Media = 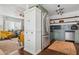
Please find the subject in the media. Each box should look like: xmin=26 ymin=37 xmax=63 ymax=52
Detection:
xmin=48 ymin=41 xmax=77 ymax=55
xmin=0 ymin=38 xmax=20 ymax=55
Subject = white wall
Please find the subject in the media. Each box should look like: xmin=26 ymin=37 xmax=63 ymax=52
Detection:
xmin=50 ymin=10 xmax=79 ymax=20
xmin=0 ymin=5 xmax=26 ymax=19
xmin=0 ymin=5 xmax=31 ymax=31
xmin=0 ymin=6 xmax=16 ymax=18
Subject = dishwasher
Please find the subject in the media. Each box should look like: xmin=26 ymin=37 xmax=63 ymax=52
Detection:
xmin=65 ymin=31 xmax=75 ymax=41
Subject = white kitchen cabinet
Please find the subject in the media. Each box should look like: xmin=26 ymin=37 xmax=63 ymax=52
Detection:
xmin=24 ymin=7 xmax=41 ymax=54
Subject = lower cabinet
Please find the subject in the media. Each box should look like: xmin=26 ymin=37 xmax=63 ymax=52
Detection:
xmin=75 ymin=30 xmax=79 ymax=43
xmin=60 ymin=30 xmax=65 ymax=40
xmin=51 ymin=30 xmax=65 ymax=40
xmin=50 ymin=32 xmax=54 ymax=40
xmin=54 ymin=31 xmax=60 ymax=40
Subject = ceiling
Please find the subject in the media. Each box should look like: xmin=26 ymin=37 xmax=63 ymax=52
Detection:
xmin=41 ymin=4 xmax=79 ymax=16
xmin=0 ymin=4 xmax=26 ymax=8
xmin=0 ymin=4 xmax=79 ymax=16
xmin=0 ymin=4 xmax=26 ymax=11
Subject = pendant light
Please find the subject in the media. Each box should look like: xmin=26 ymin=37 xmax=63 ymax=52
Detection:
xmin=56 ymin=5 xmax=64 ymax=15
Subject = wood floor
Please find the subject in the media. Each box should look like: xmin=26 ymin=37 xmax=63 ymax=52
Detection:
xmin=18 ymin=41 xmax=79 ymax=55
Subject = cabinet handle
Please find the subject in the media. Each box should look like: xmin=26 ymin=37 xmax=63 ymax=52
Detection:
xmin=27 ymin=40 xmax=30 ymax=41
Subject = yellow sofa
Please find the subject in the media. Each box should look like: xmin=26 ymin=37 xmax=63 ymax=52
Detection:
xmin=19 ymin=31 xmax=24 ymax=45
xmin=0 ymin=31 xmax=13 ymax=40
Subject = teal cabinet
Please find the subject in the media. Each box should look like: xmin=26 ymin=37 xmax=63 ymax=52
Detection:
xmin=75 ymin=30 xmax=79 ymax=43
xmin=50 ymin=31 xmax=58 ymax=40
xmin=50 ymin=32 xmax=54 ymax=40
xmin=60 ymin=30 xmax=65 ymax=40
xmin=53 ymin=30 xmax=65 ymax=40
xmin=50 ymin=30 xmax=65 ymax=41
xmin=54 ymin=31 xmax=60 ymax=40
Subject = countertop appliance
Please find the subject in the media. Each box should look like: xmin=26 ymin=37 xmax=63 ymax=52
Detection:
xmin=71 ymin=24 xmax=78 ymax=30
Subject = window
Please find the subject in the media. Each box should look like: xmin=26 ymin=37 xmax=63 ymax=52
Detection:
xmin=0 ymin=16 xmax=3 ymax=31
xmin=5 ymin=17 xmax=22 ymax=31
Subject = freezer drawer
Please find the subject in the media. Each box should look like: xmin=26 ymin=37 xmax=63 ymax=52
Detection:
xmin=42 ymin=35 xmax=50 ymax=50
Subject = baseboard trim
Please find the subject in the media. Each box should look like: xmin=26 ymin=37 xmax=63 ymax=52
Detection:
xmin=24 ymin=48 xmax=41 ymax=55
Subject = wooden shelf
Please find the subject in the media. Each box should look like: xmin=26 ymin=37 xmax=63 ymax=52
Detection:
xmin=50 ymin=16 xmax=79 ymax=20
xmin=50 ymin=21 xmax=77 ymax=25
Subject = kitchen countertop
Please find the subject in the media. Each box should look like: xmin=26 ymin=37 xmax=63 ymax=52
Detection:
xmin=65 ymin=30 xmax=75 ymax=32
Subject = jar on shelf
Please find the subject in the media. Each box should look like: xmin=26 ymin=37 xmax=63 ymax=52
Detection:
xmin=59 ymin=19 xmax=64 ymax=23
